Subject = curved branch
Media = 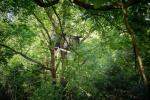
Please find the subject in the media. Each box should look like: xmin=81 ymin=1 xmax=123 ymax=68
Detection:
xmin=52 ymin=6 xmax=69 ymax=45
xmin=52 ymin=6 xmax=64 ymax=35
xmin=34 ymin=0 xmax=59 ymax=7
xmin=44 ymin=8 xmax=57 ymax=31
xmin=33 ymin=13 xmax=52 ymax=44
xmin=123 ymin=8 xmax=148 ymax=87
xmin=0 ymin=43 xmax=44 ymax=66
xmin=72 ymin=0 xmax=141 ymax=10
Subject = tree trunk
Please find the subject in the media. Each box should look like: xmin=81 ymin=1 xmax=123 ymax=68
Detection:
xmin=123 ymin=8 xmax=148 ymax=87
xmin=50 ymin=48 xmax=56 ymax=85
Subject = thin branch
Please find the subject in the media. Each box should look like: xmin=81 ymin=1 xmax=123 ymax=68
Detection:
xmin=38 ymin=30 xmax=51 ymax=50
xmin=40 ymin=30 xmax=49 ymax=45
xmin=33 ymin=13 xmax=52 ymax=44
xmin=52 ymin=6 xmax=64 ymax=36
xmin=24 ymin=45 xmax=36 ymax=55
xmin=80 ymin=58 xmax=87 ymax=66
xmin=34 ymin=0 xmax=59 ymax=7
xmin=81 ymin=28 xmax=93 ymax=42
xmin=44 ymin=8 xmax=57 ymax=33
xmin=0 ymin=43 xmax=43 ymax=66
xmin=51 ymin=6 xmax=69 ymax=47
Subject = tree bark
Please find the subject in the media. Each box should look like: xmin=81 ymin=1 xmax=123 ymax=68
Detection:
xmin=50 ymin=48 xmax=57 ymax=84
xmin=123 ymin=8 xmax=148 ymax=87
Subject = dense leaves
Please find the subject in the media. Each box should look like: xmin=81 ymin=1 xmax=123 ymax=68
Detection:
xmin=0 ymin=0 xmax=149 ymax=100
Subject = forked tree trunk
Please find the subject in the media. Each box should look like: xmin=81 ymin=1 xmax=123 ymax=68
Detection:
xmin=123 ymin=8 xmax=148 ymax=87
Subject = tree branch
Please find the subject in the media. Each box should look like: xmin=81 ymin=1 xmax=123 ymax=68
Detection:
xmin=52 ymin=6 xmax=64 ymax=36
xmin=33 ymin=13 xmax=52 ymax=44
xmin=123 ymin=7 xmax=148 ymax=87
xmin=51 ymin=6 xmax=69 ymax=46
xmin=81 ymin=28 xmax=93 ymax=42
xmin=44 ymin=8 xmax=57 ymax=31
xmin=72 ymin=0 xmax=141 ymax=10
xmin=0 ymin=43 xmax=44 ymax=66
xmin=33 ymin=0 xmax=59 ymax=7
xmin=33 ymin=0 xmax=140 ymax=10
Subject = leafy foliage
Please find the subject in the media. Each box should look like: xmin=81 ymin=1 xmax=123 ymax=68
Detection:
xmin=0 ymin=0 xmax=149 ymax=100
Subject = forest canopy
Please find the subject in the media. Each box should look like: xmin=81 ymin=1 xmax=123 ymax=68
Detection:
xmin=0 ymin=0 xmax=150 ymax=100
